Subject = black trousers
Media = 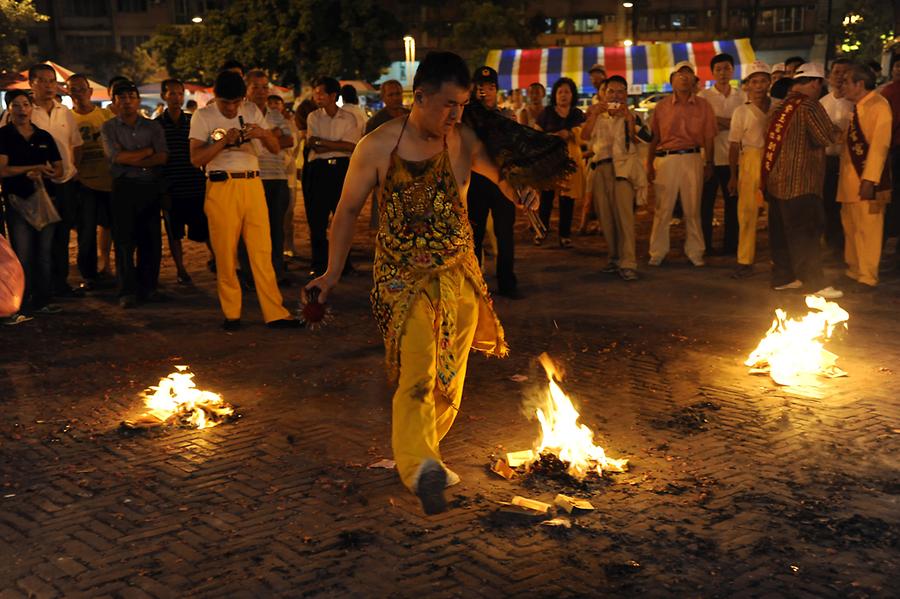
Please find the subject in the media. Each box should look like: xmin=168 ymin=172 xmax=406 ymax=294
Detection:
xmin=539 ymin=190 xmax=574 ymax=239
xmin=74 ymin=183 xmax=111 ymax=281
xmin=701 ymin=165 xmax=738 ymax=253
xmin=111 ymin=178 xmax=162 ymax=298
xmin=767 ymin=193 xmax=825 ymax=291
xmin=822 ymin=155 xmax=844 ymax=253
xmin=468 ymin=173 xmax=517 ymax=293
xmin=50 ymin=180 xmax=77 ymax=293
xmin=304 ymin=158 xmax=349 ymax=273
xmin=886 ymin=148 xmax=900 ymax=239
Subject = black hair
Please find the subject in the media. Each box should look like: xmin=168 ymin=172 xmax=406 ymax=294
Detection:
xmin=111 ymin=80 xmax=139 ymax=99
xmin=770 ymin=77 xmax=795 ymax=100
xmin=380 ymin=79 xmax=403 ymax=91
xmin=244 ymin=69 xmax=267 ymax=82
xmin=412 ymin=51 xmax=471 ymax=93
xmin=221 ymin=59 xmax=245 ymax=74
xmin=66 ymin=73 xmax=90 ymax=86
xmin=107 ymin=75 xmax=128 ymax=93
xmin=549 ymin=77 xmax=578 ymax=107
xmin=710 ymin=53 xmax=735 ymax=69
xmin=185 ymin=99 xmax=198 ymax=109
xmin=784 ymin=56 xmax=805 ymax=68
xmin=312 ymin=76 xmax=341 ymax=96
xmin=28 ymin=63 xmax=55 ymax=82
xmin=829 ymin=57 xmax=853 ymax=72
xmin=847 ymin=62 xmax=877 ymax=91
xmin=527 ymin=82 xmax=545 ymax=92
xmin=213 ymin=70 xmax=247 ymax=100
xmin=866 ymin=59 xmax=882 ymax=72
xmin=602 ymin=75 xmax=628 ymax=89
xmin=340 ymin=84 xmax=359 ymax=104
xmin=5 ymin=89 xmax=33 ymax=107
xmin=267 ymin=94 xmax=284 ymax=103
xmin=161 ymin=78 xmax=183 ymax=95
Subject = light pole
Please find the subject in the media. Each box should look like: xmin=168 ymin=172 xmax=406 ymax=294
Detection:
xmin=403 ymin=35 xmax=416 ymax=89
xmin=623 ymin=1 xmax=638 ymax=45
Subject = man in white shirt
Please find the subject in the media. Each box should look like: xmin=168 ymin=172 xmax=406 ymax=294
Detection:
xmin=699 ymin=53 xmax=745 ymax=256
xmin=305 ymin=76 xmax=362 ymax=276
xmin=820 ymin=58 xmax=854 ymax=258
xmin=243 ymin=70 xmax=294 ymax=283
xmin=188 ymin=70 xmax=299 ymax=330
xmin=3 ymin=64 xmax=85 ymax=296
xmin=727 ymin=61 xmax=772 ymax=278
xmin=581 ymin=75 xmax=651 ymax=281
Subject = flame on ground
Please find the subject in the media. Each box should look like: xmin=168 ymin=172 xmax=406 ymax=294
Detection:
xmin=142 ymin=366 xmax=234 ymax=429
xmin=745 ymin=295 xmax=849 ymax=386
xmin=530 ymin=353 xmax=629 ymax=479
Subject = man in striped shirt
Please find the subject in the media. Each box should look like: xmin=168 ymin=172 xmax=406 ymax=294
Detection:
xmin=763 ymin=63 xmax=842 ymax=299
xmin=159 ymin=78 xmax=210 ymax=284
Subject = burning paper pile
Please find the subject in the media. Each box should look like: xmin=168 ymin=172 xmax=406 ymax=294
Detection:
xmin=745 ymin=295 xmax=849 ymax=386
xmin=496 ymin=353 xmax=628 ymax=480
xmin=123 ymin=366 xmax=235 ymax=430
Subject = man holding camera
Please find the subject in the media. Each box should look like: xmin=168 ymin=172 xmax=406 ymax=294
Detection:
xmin=582 ymin=75 xmax=651 ymax=281
xmin=189 ymin=70 xmax=299 ymax=330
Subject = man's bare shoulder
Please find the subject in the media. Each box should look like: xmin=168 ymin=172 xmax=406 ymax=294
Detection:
xmin=361 ymin=117 xmax=405 ymax=150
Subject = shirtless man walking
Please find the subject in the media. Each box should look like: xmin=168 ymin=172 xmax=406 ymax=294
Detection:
xmin=307 ymin=52 xmax=538 ymax=515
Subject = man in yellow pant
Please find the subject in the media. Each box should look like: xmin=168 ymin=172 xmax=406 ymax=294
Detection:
xmin=189 ymin=71 xmax=299 ymax=330
xmin=307 ymin=52 xmax=539 ymax=515
xmin=727 ymin=61 xmax=772 ymax=278
xmin=838 ymin=63 xmax=893 ymax=292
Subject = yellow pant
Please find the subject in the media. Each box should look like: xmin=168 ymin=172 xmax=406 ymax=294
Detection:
xmin=393 ymin=278 xmax=479 ymax=491
xmin=737 ymin=147 xmax=764 ymax=265
xmin=204 ymin=178 xmax=290 ymax=322
xmin=841 ymin=200 xmax=885 ymax=286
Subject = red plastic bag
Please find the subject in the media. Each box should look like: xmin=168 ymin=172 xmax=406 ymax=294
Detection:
xmin=0 ymin=234 xmax=25 ymax=316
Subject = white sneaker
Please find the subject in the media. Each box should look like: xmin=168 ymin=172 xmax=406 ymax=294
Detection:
xmin=648 ymin=257 xmax=663 ymax=267
xmin=773 ymin=279 xmax=803 ymax=290
xmin=814 ymin=286 xmax=844 ymax=300
xmin=690 ymin=258 xmax=705 ymax=267
xmin=445 ymin=466 xmax=461 ymax=488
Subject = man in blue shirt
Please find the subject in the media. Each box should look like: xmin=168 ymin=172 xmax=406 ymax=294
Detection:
xmin=100 ymin=81 xmax=168 ymax=308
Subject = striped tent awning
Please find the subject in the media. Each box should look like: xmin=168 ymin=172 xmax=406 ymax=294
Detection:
xmin=485 ymin=39 xmax=756 ymax=93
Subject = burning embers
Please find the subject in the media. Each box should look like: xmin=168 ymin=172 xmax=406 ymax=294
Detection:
xmin=496 ymin=353 xmax=628 ymax=481
xmin=746 ymin=295 xmax=849 ymax=386
xmin=123 ymin=366 xmax=235 ymax=430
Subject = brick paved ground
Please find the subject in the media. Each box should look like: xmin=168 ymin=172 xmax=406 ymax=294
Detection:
xmin=1 ymin=197 xmax=899 ymax=598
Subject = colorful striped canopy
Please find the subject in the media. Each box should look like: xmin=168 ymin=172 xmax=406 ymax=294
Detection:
xmin=485 ymin=38 xmax=756 ymax=92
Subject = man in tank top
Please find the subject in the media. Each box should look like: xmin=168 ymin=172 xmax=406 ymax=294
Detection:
xmin=306 ymin=52 xmax=539 ymax=515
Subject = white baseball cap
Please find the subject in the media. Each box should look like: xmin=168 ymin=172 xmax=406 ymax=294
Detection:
xmin=745 ymin=61 xmax=771 ymax=78
xmin=793 ymin=62 xmax=826 ymax=79
xmin=771 ymin=62 xmax=786 ymax=73
xmin=671 ymin=60 xmax=696 ymax=76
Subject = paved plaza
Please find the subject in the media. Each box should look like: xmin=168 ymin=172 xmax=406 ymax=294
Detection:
xmin=1 ymin=208 xmax=898 ymax=597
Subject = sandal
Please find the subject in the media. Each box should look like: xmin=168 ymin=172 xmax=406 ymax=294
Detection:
xmin=559 ymin=237 xmax=573 ymax=248
xmin=3 ymin=313 xmax=33 ymax=326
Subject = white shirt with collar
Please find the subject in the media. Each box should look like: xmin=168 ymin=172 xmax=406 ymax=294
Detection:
xmin=820 ymin=91 xmax=853 ymax=157
xmin=1 ymin=99 xmax=83 ymax=183
xmin=698 ymin=84 xmax=746 ymax=166
xmin=307 ymin=107 xmax=361 ymax=161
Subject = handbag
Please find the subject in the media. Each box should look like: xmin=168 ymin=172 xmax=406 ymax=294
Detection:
xmin=7 ymin=178 xmax=61 ymax=231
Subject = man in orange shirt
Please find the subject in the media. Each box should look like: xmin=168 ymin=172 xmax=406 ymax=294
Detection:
xmin=646 ymin=61 xmax=716 ymax=266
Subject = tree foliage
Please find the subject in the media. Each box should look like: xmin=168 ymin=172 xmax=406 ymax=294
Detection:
xmin=442 ymin=0 xmax=539 ymax=69
xmin=839 ymin=0 xmax=895 ymax=63
xmin=146 ymin=0 xmax=401 ymax=86
xmin=0 ymin=0 xmax=48 ymax=70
